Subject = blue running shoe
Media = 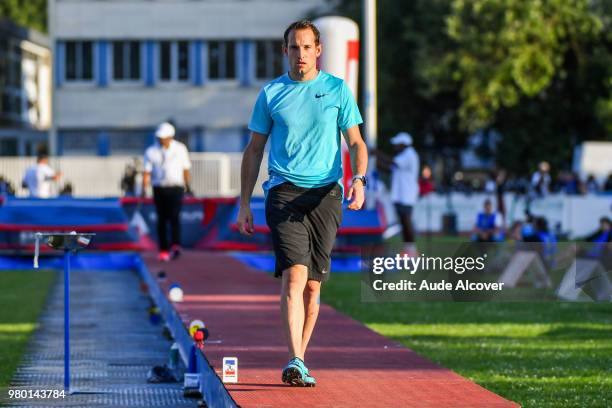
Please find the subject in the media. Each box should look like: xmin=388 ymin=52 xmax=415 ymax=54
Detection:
xmin=299 ymin=360 xmax=316 ymax=387
xmin=303 ymin=372 xmax=316 ymax=387
xmin=281 ymin=357 xmax=306 ymax=387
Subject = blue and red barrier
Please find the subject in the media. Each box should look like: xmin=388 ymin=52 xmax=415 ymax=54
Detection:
xmin=0 ymin=196 xmax=385 ymax=252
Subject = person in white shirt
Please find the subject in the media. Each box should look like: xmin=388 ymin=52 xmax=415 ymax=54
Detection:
xmin=530 ymin=161 xmax=551 ymax=196
xmin=22 ymin=152 xmax=62 ymax=198
xmin=388 ymin=133 xmax=420 ymax=246
xmin=143 ymin=122 xmax=192 ymax=261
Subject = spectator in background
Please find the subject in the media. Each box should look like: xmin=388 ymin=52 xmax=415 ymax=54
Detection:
xmin=533 ymin=216 xmax=557 ymax=265
xmin=121 ymin=158 xmax=142 ymax=196
xmin=484 ymin=171 xmax=497 ymax=194
xmin=389 ymin=132 xmax=420 ymax=251
xmin=472 ymin=198 xmax=504 ymax=242
xmin=585 ymin=174 xmax=600 ymax=194
xmin=581 ymin=217 xmax=612 ymax=268
xmin=521 ymin=211 xmax=538 ymax=241
xmin=143 ymin=122 xmax=192 ymax=262
xmin=0 ymin=176 xmax=15 ymax=195
xmin=374 ymin=132 xmax=420 ymax=252
xmin=557 ymin=171 xmax=578 ymax=194
xmin=534 ymin=217 xmax=555 ymax=243
xmin=531 ymin=161 xmax=551 ymax=196
xmin=585 ymin=217 xmax=611 ymax=243
xmin=419 ymin=165 xmax=435 ymax=197
xmin=59 ymin=182 xmax=73 ymax=196
xmin=575 ymin=172 xmax=587 ymax=195
xmin=22 ymin=151 xmax=62 ymax=198
xmin=604 ymin=173 xmax=612 ymax=192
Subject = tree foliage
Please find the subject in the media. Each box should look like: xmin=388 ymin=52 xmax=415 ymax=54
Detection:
xmin=332 ymin=0 xmax=466 ymax=153
xmin=0 ymin=0 xmax=47 ymax=33
xmin=445 ymin=0 xmax=609 ymax=132
xmin=332 ymin=0 xmax=612 ymax=174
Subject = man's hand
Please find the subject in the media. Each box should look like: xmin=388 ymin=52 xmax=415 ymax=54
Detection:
xmin=237 ymin=205 xmax=254 ymax=235
xmin=346 ymin=180 xmax=365 ymax=210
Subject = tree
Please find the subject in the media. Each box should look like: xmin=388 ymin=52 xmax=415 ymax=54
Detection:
xmin=332 ymin=0 xmax=466 ymax=153
xmin=0 ymin=0 xmax=47 ymax=33
xmin=435 ymin=0 xmax=611 ymax=173
xmin=331 ymin=0 xmax=612 ymax=175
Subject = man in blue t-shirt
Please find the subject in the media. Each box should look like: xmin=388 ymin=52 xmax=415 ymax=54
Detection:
xmin=237 ymin=20 xmax=368 ymax=387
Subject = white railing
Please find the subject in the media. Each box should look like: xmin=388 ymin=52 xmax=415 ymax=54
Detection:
xmin=0 ymin=153 xmax=268 ymax=197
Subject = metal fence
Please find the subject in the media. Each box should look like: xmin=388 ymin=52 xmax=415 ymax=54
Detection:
xmin=0 ymin=153 xmax=268 ymax=197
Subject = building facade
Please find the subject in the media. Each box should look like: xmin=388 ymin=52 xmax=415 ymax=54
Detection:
xmin=49 ymin=0 xmax=329 ymax=156
xmin=0 ymin=20 xmax=51 ymax=156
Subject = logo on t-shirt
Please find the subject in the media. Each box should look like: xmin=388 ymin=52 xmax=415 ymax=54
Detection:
xmin=315 ymin=92 xmax=328 ymax=98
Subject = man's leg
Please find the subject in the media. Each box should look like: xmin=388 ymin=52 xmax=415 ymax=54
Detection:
xmin=169 ymin=187 xmax=183 ymax=248
xmin=153 ymin=187 xmax=169 ymax=251
xmin=301 ymin=279 xmax=321 ymax=356
xmin=280 ymin=264 xmax=308 ymax=360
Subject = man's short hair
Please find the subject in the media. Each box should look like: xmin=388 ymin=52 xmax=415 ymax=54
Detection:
xmin=283 ymin=20 xmax=321 ymax=46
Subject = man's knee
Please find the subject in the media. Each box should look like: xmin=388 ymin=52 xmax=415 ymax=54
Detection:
xmin=304 ymin=280 xmax=321 ymax=304
xmin=282 ymin=264 xmax=308 ymax=297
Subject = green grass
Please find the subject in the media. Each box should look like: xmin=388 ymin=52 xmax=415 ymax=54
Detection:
xmin=0 ymin=271 xmax=56 ymax=388
xmin=321 ymin=274 xmax=612 ymax=408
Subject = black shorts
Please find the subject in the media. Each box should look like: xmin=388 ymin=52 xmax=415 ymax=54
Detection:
xmin=265 ymin=182 xmax=343 ymax=282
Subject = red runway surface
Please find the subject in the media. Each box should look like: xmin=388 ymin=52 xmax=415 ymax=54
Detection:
xmin=144 ymin=251 xmax=519 ymax=408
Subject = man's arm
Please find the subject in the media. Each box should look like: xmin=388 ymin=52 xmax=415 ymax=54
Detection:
xmin=237 ymin=132 xmax=268 ymax=235
xmin=183 ymin=145 xmax=193 ymax=194
xmin=142 ymin=172 xmax=150 ymax=197
xmin=183 ymin=169 xmax=191 ymax=193
xmin=343 ymin=125 xmax=368 ymax=210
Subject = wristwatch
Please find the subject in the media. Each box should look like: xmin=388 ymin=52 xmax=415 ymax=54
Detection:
xmin=352 ymin=174 xmax=367 ymax=187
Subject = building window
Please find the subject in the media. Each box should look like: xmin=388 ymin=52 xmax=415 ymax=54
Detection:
xmin=177 ymin=41 xmax=189 ymax=80
xmin=112 ymin=41 xmax=140 ymax=80
xmin=256 ymin=40 xmax=284 ymax=79
xmin=65 ymin=41 xmax=93 ymax=81
xmin=160 ymin=41 xmax=171 ymax=80
xmin=159 ymin=41 xmax=190 ymax=82
xmin=208 ymin=41 xmax=236 ymax=80
xmin=0 ymin=39 xmax=24 ymax=121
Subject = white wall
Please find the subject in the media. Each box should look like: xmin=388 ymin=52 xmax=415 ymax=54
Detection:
xmin=52 ymin=0 xmax=328 ymax=39
xmin=0 ymin=153 xmax=267 ymax=198
xmin=410 ymin=193 xmax=611 ymax=239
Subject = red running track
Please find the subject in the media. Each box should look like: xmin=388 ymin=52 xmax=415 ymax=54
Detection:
xmin=144 ymin=251 xmax=519 ymax=408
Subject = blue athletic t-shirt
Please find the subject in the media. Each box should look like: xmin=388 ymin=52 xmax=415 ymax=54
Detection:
xmin=248 ymin=71 xmax=363 ymax=192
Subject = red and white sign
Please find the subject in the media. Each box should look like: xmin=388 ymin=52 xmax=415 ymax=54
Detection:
xmin=222 ymin=357 xmax=238 ymax=383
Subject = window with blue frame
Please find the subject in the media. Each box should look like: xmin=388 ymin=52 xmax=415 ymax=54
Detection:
xmin=208 ymin=40 xmax=236 ymax=80
xmin=65 ymin=41 xmax=93 ymax=81
xmin=112 ymin=41 xmax=140 ymax=80
xmin=159 ymin=40 xmax=190 ymax=82
xmin=255 ymin=40 xmax=284 ymax=79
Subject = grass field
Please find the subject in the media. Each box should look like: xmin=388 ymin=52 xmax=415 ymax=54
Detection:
xmin=321 ymin=274 xmax=612 ymax=408
xmin=0 ymin=271 xmax=57 ymax=388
